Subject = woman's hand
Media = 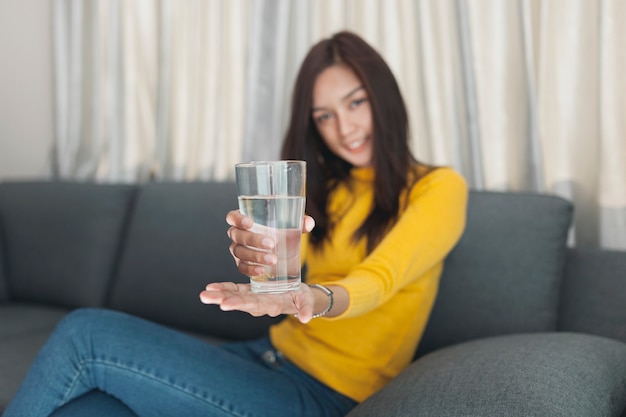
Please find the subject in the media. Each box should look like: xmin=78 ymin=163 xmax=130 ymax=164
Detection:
xmin=204 ymin=211 xmax=319 ymax=323
xmin=225 ymin=210 xmax=315 ymax=277
xmin=199 ymin=282 xmax=316 ymax=323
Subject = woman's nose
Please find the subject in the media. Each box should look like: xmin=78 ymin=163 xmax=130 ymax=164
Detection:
xmin=336 ymin=112 xmax=355 ymax=137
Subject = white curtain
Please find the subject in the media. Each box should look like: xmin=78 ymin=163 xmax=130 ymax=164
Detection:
xmin=53 ymin=0 xmax=626 ymax=250
xmin=53 ymin=0 xmax=247 ymax=181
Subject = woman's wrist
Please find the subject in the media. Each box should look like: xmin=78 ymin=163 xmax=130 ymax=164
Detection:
xmin=308 ymin=284 xmax=334 ymax=318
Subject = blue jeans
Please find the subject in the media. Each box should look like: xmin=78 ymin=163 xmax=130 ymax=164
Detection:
xmin=3 ymin=308 xmax=357 ymax=417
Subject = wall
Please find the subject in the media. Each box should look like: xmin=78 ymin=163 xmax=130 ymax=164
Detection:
xmin=0 ymin=0 xmax=53 ymax=180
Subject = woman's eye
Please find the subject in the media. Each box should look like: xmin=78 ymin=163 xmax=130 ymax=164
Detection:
xmin=350 ymin=98 xmax=367 ymax=108
xmin=315 ymin=113 xmax=332 ymax=123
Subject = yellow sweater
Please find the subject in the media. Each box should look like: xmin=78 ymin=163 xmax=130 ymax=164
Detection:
xmin=270 ymin=166 xmax=468 ymax=402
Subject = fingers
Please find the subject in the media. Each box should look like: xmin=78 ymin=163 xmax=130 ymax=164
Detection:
xmin=199 ymin=282 xmax=315 ymax=321
xmin=227 ymin=213 xmax=276 ymax=273
xmin=226 ymin=210 xmax=253 ymax=229
xmin=204 ymin=281 xmax=242 ymax=292
xmin=231 ymin=243 xmax=277 ymax=266
xmin=229 ymin=242 xmax=276 ymax=276
xmin=228 ymin=226 xmax=275 ymax=252
xmin=199 ymin=282 xmax=244 ymax=305
xmin=234 ymin=258 xmax=266 ymax=277
xmin=303 ymin=215 xmax=315 ymax=233
xmin=226 ymin=210 xmax=275 ymax=259
xmin=225 ymin=210 xmax=313 ymax=281
xmin=201 ymin=286 xmax=283 ymax=317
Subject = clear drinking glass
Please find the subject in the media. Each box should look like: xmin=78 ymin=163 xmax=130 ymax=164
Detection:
xmin=235 ymin=161 xmax=306 ymax=294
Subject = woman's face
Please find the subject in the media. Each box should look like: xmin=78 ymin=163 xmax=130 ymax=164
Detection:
xmin=311 ymin=64 xmax=373 ymax=168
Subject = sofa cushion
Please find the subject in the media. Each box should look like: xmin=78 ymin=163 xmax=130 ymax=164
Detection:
xmin=347 ymin=333 xmax=626 ymax=417
xmin=108 ymin=182 xmax=281 ymax=340
xmin=559 ymin=247 xmax=626 ymax=344
xmin=0 ymin=304 xmax=70 ymax=408
xmin=417 ymin=191 xmax=573 ymax=356
xmin=0 ymin=182 xmax=135 ymax=307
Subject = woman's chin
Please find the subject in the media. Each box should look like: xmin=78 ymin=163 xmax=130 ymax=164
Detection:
xmin=344 ymin=150 xmax=373 ymax=168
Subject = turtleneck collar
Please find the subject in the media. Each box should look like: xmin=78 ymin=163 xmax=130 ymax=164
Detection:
xmin=350 ymin=166 xmax=375 ymax=181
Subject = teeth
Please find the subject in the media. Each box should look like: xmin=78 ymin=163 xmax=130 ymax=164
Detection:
xmin=347 ymin=139 xmax=364 ymax=149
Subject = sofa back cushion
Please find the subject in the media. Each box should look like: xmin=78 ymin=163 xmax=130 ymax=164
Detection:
xmin=0 ymin=182 xmax=135 ymax=307
xmin=108 ymin=182 xmax=281 ymax=340
xmin=416 ymin=191 xmax=573 ymax=357
xmin=559 ymin=247 xmax=626 ymax=344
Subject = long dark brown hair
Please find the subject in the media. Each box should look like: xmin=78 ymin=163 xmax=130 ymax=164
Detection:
xmin=281 ymin=31 xmax=430 ymax=253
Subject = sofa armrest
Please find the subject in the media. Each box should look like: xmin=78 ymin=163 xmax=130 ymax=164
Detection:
xmin=346 ymin=333 xmax=626 ymax=417
xmin=0 ymin=219 xmax=7 ymax=301
xmin=558 ymin=247 xmax=626 ymax=344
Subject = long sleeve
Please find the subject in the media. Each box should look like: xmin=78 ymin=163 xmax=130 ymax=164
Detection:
xmin=270 ymin=167 xmax=468 ymax=402
xmin=327 ymin=167 xmax=468 ymax=317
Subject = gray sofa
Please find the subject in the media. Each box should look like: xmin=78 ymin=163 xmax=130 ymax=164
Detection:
xmin=1 ymin=180 xmax=625 ymax=417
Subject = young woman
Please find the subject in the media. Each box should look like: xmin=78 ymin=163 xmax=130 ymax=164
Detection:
xmin=3 ymin=31 xmax=467 ymax=417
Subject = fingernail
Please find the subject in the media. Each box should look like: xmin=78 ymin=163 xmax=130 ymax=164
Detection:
xmin=264 ymin=254 xmax=277 ymax=264
xmin=261 ymin=237 xmax=274 ymax=249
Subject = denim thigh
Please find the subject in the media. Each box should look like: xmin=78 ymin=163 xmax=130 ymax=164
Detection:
xmin=3 ymin=308 xmax=356 ymax=417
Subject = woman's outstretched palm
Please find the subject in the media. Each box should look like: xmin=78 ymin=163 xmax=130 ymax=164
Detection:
xmin=200 ymin=282 xmax=316 ymax=323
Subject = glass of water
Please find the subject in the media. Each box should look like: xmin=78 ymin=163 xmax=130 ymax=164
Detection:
xmin=235 ymin=161 xmax=306 ymax=294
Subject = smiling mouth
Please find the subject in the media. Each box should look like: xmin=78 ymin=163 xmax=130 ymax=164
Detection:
xmin=346 ymin=137 xmax=367 ymax=150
